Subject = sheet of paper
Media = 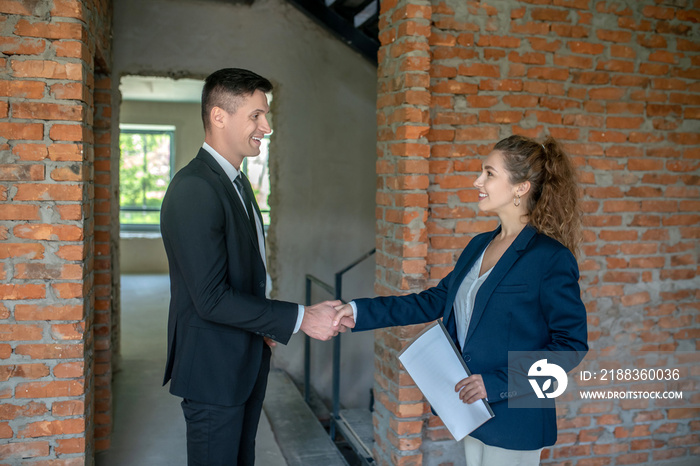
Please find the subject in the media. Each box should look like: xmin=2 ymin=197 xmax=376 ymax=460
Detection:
xmin=398 ymin=321 xmax=494 ymax=441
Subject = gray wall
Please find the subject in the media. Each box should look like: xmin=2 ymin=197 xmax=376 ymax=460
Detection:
xmin=113 ymin=0 xmax=377 ymax=408
xmin=119 ymin=100 xmax=203 ymax=274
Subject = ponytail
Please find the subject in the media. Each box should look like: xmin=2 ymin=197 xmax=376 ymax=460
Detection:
xmin=493 ymin=135 xmax=582 ymax=259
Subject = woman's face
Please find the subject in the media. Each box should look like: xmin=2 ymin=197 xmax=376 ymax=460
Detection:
xmin=473 ymin=150 xmax=520 ymax=215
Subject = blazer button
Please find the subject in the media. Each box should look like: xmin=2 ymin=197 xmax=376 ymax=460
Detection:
xmin=464 ymin=355 xmax=471 ymax=362
xmin=259 ymin=281 xmax=265 ymax=288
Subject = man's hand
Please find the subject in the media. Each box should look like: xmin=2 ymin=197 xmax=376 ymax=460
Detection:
xmin=264 ymin=337 xmax=276 ymax=348
xmin=332 ymin=303 xmax=356 ymax=330
xmin=455 ymin=374 xmax=486 ymax=404
xmin=301 ymin=300 xmax=345 ymax=341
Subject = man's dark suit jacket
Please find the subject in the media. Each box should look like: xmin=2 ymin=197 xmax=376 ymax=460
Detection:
xmin=352 ymin=225 xmax=588 ymax=450
xmin=161 ymin=148 xmax=298 ymax=406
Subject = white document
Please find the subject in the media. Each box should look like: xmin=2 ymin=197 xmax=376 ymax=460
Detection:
xmin=398 ymin=320 xmax=494 ymax=441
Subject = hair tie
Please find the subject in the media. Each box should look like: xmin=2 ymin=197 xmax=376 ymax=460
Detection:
xmin=541 ymin=143 xmax=546 ymax=151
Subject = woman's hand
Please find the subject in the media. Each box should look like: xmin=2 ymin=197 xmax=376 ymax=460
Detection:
xmin=332 ymin=303 xmax=356 ymax=329
xmin=455 ymin=374 xmax=487 ymax=404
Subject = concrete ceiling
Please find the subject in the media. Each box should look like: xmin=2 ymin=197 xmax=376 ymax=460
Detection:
xmin=288 ymin=0 xmax=379 ymax=63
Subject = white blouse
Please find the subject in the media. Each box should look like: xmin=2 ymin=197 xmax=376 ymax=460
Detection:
xmin=454 ymin=247 xmax=493 ymax=349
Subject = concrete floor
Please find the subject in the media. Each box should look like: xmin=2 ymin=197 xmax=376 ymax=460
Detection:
xmin=95 ymin=274 xmax=286 ymax=466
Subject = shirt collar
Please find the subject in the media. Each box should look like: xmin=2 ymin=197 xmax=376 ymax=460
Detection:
xmin=202 ymin=142 xmax=240 ymax=183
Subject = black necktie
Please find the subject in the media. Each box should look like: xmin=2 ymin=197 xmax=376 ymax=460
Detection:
xmin=233 ymin=174 xmax=258 ymax=234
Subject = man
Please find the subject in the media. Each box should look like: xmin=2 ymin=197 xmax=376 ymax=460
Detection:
xmin=160 ymin=68 xmax=342 ymax=465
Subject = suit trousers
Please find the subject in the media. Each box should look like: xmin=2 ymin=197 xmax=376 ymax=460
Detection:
xmin=181 ymin=357 xmax=270 ymax=466
xmin=464 ymin=435 xmax=543 ymax=466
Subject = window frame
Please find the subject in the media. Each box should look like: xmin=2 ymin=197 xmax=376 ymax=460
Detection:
xmin=118 ymin=125 xmax=176 ymax=232
xmin=241 ymin=133 xmax=271 ymax=232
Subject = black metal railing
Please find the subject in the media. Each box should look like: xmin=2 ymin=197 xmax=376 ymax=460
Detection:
xmin=304 ymin=248 xmax=375 ymax=440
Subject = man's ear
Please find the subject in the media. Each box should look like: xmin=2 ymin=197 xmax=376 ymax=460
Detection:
xmin=210 ymin=106 xmax=226 ymax=129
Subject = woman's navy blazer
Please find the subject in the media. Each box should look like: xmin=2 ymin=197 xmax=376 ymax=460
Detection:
xmin=353 ymin=224 xmax=588 ymax=450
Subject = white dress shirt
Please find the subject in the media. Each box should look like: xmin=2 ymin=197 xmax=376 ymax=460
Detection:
xmin=203 ymin=143 xmax=304 ymax=333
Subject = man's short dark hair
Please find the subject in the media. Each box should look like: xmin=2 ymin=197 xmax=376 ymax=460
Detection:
xmin=201 ymin=68 xmax=273 ymax=131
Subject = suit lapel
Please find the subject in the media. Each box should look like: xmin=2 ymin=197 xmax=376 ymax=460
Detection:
xmin=195 ymin=149 xmax=261 ymax=255
xmin=442 ymin=228 xmax=501 ymax=347
xmin=464 ymin=224 xmax=537 ymax=344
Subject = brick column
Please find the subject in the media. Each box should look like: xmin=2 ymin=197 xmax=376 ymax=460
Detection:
xmin=0 ymin=0 xmax=113 ymax=462
xmin=92 ymin=71 xmax=115 ymax=451
xmin=374 ymin=1 xmax=432 ymax=465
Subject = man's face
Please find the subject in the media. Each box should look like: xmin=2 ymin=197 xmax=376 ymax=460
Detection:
xmin=220 ymin=89 xmax=271 ymax=167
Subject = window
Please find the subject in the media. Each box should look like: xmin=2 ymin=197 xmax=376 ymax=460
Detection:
xmin=242 ymin=134 xmax=271 ymax=229
xmin=119 ymin=124 xmax=175 ymax=231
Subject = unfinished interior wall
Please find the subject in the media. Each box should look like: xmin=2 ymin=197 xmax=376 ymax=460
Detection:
xmin=373 ymin=0 xmax=699 ymax=465
xmin=118 ymin=100 xmax=202 ymax=274
xmin=112 ymin=0 xmax=378 ymax=409
xmin=0 ymin=0 xmax=115 ymax=462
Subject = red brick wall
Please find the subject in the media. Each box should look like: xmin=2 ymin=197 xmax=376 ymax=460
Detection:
xmin=374 ymin=0 xmax=699 ymax=465
xmin=0 ymin=0 xmax=113 ymax=462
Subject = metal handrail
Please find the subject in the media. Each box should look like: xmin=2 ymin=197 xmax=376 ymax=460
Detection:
xmin=304 ymin=274 xmax=334 ymax=405
xmin=303 ymin=248 xmax=376 ymax=440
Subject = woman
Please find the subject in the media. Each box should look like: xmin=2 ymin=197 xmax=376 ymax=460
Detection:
xmin=334 ymin=135 xmax=588 ymax=465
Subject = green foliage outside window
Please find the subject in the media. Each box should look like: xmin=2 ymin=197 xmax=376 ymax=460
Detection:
xmin=119 ymin=130 xmax=173 ymax=227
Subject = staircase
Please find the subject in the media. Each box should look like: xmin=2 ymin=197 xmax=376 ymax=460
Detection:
xmin=264 ymin=370 xmax=350 ymax=465
xmin=263 ymin=250 xmax=377 ymax=464
xmin=264 ymin=369 xmax=375 ymax=465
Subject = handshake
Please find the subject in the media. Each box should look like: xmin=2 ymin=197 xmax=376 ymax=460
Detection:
xmin=299 ymin=301 xmax=356 ymax=341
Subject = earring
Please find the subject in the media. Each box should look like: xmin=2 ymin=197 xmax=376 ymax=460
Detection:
xmin=514 ymin=195 xmax=521 ymax=207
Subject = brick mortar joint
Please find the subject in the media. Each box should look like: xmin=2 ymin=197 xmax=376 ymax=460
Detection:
xmin=381 ymin=0 xmax=432 ymax=16
xmin=375 ymin=390 xmax=425 ymax=419
xmin=377 ymin=90 xmax=432 ymax=97
xmin=6 ymin=53 xmax=93 ymax=72
xmin=384 ymin=28 xmax=432 ymax=39
xmin=375 ymin=378 xmax=420 ymax=398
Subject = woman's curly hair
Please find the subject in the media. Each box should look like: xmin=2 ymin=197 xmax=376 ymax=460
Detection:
xmin=493 ymin=135 xmax=582 ymax=259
